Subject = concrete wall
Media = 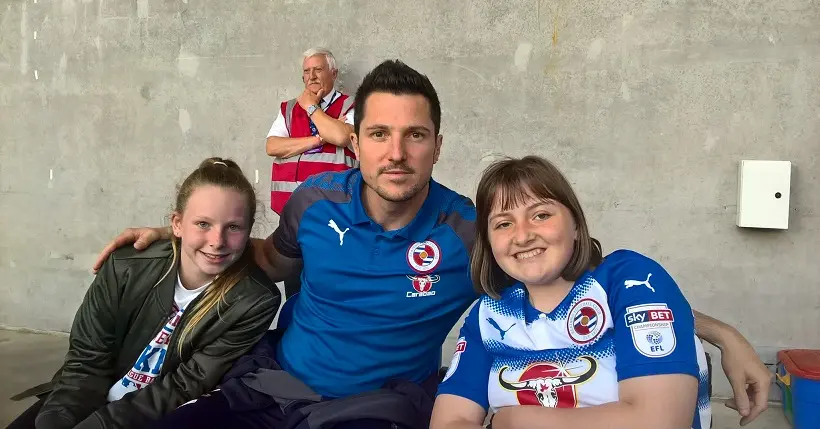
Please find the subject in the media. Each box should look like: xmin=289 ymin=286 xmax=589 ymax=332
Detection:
xmin=2 ymin=0 xmax=819 ymax=397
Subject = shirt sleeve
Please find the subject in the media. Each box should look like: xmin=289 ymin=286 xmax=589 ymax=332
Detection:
xmin=435 ymin=302 xmax=491 ymax=410
xmin=267 ymin=108 xmax=288 ymax=138
xmin=606 ymin=250 xmax=700 ymax=382
xmin=343 ymin=106 xmax=355 ymax=125
xmin=269 ymin=185 xmax=309 ymax=259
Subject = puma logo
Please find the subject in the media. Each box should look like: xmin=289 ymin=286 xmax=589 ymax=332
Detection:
xmin=327 ymin=219 xmax=349 ymax=246
xmin=487 ymin=318 xmax=516 ymax=340
xmin=624 ymin=273 xmax=654 ymax=293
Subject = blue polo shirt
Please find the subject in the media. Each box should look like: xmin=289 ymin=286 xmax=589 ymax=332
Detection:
xmin=271 ymin=169 xmax=478 ymax=398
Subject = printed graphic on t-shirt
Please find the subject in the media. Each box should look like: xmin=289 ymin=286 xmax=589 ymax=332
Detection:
xmin=107 ymin=304 xmax=183 ymax=401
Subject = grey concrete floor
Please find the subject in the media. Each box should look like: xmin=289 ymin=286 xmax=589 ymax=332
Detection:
xmin=0 ymin=329 xmax=792 ymax=428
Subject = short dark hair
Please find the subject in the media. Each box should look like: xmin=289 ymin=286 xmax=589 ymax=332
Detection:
xmin=471 ymin=156 xmax=603 ymax=299
xmin=353 ymin=59 xmax=441 ymax=136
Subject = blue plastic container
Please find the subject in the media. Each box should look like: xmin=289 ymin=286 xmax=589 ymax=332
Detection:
xmin=776 ymin=349 xmax=820 ymax=429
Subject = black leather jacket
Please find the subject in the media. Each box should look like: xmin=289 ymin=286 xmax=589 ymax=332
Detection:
xmin=35 ymin=240 xmax=281 ymax=429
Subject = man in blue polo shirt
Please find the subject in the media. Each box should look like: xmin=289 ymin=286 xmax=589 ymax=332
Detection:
xmin=94 ymin=60 xmax=772 ymax=428
xmin=271 ymin=167 xmax=477 ymax=398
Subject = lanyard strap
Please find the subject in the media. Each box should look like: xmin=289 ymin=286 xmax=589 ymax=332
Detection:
xmin=308 ymin=91 xmax=339 ymax=136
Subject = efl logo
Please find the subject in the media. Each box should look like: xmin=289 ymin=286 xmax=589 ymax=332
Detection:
xmin=624 ymin=303 xmax=677 ymax=358
xmin=406 ymin=275 xmax=440 ymax=298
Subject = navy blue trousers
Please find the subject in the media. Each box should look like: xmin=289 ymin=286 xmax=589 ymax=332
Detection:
xmin=149 ymin=389 xmax=408 ymax=429
xmin=149 ymin=330 xmax=436 ymax=429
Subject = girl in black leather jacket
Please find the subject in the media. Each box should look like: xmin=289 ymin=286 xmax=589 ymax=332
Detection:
xmin=9 ymin=157 xmax=281 ymax=429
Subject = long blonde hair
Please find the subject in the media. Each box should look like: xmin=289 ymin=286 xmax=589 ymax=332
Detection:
xmin=156 ymin=157 xmax=257 ymax=354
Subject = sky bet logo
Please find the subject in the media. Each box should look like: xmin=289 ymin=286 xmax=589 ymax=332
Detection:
xmin=625 ymin=309 xmax=674 ymax=326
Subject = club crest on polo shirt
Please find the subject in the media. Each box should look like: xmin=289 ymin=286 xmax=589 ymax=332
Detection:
xmin=406 ymin=240 xmax=441 ymax=274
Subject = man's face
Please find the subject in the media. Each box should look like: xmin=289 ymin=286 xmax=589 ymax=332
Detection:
xmin=351 ymin=92 xmax=442 ymax=203
xmin=302 ymin=55 xmax=336 ymax=96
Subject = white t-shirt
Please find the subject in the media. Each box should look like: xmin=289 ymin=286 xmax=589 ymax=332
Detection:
xmin=107 ymin=275 xmax=210 ymax=402
xmin=266 ymin=89 xmax=355 ymax=138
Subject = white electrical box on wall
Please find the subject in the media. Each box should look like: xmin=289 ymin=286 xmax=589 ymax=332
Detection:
xmin=737 ymin=160 xmax=791 ymax=229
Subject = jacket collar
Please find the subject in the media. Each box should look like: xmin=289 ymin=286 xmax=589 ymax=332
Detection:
xmin=153 ymin=254 xmax=179 ymax=314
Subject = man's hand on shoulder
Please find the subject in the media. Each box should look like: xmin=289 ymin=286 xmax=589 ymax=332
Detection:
xmin=92 ymin=227 xmax=170 ymax=273
xmin=297 ymin=87 xmax=323 ymax=110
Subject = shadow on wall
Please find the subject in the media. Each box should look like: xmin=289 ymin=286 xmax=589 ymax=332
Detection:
xmin=335 ymin=56 xmax=494 ymax=105
xmin=336 ymin=61 xmax=369 ymax=97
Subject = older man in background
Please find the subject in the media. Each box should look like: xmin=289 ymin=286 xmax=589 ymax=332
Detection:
xmin=265 ymin=47 xmax=358 ymax=297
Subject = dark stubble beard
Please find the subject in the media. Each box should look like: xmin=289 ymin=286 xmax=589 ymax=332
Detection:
xmin=370 ymin=180 xmax=427 ymax=203
xmin=369 ymin=162 xmax=429 ymax=203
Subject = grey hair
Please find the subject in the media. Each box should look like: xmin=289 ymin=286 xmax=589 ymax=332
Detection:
xmin=302 ymin=47 xmax=337 ymax=71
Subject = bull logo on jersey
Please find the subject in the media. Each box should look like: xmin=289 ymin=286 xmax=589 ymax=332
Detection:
xmin=406 ymin=275 xmax=440 ymax=298
xmin=498 ymin=356 xmax=597 ymax=408
xmin=406 ymin=241 xmax=441 ymax=274
xmin=567 ymin=298 xmax=606 ymax=344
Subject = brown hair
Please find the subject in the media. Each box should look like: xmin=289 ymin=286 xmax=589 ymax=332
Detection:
xmin=155 ymin=157 xmax=257 ymax=354
xmin=470 ymin=155 xmax=603 ymax=299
